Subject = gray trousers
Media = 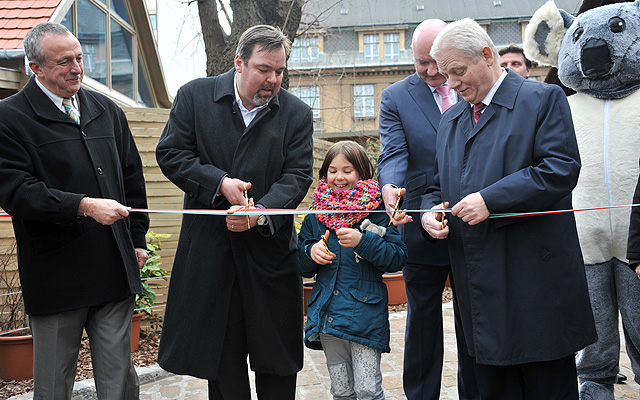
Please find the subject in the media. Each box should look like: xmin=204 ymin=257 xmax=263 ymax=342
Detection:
xmin=30 ymin=295 xmax=139 ymax=400
xmin=319 ymin=333 xmax=384 ymax=400
xmin=577 ymin=258 xmax=640 ymax=400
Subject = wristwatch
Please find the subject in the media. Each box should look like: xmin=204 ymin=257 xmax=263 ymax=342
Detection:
xmin=257 ymin=215 xmax=268 ymax=226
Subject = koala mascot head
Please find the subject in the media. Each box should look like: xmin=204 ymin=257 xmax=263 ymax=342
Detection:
xmin=524 ymin=0 xmax=640 ymax=99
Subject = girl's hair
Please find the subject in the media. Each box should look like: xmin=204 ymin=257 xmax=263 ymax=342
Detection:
xmin=319 ymin=141 xmax=374 ymax=180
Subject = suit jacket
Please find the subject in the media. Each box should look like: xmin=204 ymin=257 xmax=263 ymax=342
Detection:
xmin=377 ymin=73 xmax=449 ymax=265
xmin=0 ymin=76 xmax=149 ymax=315
xmin=156 ymin=69 xmax=314 ymax=380
xmin=421 ymin=71 xmax=596 ymax=365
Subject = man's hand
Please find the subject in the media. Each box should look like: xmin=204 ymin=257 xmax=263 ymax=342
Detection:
xmin=226 ymin=199 xmax=257 ymax=232
xmin=635 ymin=264 xmax=640 ymax=280
xmin=220 ymin=177 xmax=251 ymax=207
xmin=451 ymin=192 xmax=489 ymax=225
xmin=382 ymin=185 xmax=412 ymax=226
xmin=422 ymin=202 xmax=449 ymax=239
xmin=135 ymin=248 xmax=148 ymax=269
xmin=80 ymin=198 xmax=129 ymax=225
xmin=336 ymin=227 xmax=362 ymax=248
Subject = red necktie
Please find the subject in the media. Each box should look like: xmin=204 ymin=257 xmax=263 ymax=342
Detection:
xmin=473 ymin=103 xmax=486 ymax=124
xmin=435 ymin=84 xmax=453 ymax=113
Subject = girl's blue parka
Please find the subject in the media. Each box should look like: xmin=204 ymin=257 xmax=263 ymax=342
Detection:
xmin=297 ymin=208 xmax=407 ymax=353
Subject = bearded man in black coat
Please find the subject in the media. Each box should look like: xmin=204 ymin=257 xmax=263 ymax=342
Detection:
xmin=156 ymin=25 xmax=314 ymax=400
xmin=0 ymin=23 xmax=149 ymax=399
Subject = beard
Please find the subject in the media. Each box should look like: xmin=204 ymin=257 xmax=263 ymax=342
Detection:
xmin=252 ymin=85 xmax=276 ymax=106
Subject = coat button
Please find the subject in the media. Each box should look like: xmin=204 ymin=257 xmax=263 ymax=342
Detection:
xmin=97 ymin=167 xmax=103 ymax=175
xmin=363 ymin=296 xmax=368 ymax=302
xmin=327 ymin=317 xmax=333 ymax=323
xmin=333 ymin=289 xmax=339 ymax=296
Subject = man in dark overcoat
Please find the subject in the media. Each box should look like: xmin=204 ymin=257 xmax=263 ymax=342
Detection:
xmin=421 ymin=18 xmax=597 ymax=399
xmin=0 ymin=23 xmax=149 ymax=399
xmin=156 ymin=25 xmax=314 ymax=400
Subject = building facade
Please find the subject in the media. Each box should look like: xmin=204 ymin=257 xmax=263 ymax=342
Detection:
xmin=288 ymin=0 xmax=582 ymax=141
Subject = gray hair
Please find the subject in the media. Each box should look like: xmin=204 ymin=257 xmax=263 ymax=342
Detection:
xmin=431 ymin=18 xmax=499 ymax=64
xmin=236 ymin=25 xmax=291 ymax=63
xmin=24 ymin=22 xmax=74 ymax=65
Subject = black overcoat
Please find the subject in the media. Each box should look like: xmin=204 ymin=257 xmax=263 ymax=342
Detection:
xmin=0 ymin=77 xmax=149 ymax=315
xmin=156 ymin=69 xmax=314 ymax=379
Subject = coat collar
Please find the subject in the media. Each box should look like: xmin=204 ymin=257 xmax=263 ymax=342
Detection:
xmin=443 ymin=70 xmax=525 ymax=140
xmin=23 ymin=75 xmax=105 ymax=128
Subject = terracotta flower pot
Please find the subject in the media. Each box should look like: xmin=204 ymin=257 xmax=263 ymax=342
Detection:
xmin=0 ymin=332 xmax=33 ymax=380
xmin=131 ymin=312 xmax=144 ymax=352
xmin=383 ymin=272 xmax=406 ymax=305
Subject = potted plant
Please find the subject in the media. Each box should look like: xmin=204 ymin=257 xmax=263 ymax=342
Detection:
xmin=132 ymin=231 xmax=170 ymax=351
xmin=383 ymin=272 xmax=406 ymax=305
xmin=0 ymin=240 xmax=33 ymax=381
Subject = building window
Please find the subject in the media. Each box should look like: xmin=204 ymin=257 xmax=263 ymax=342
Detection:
xmin=77 ymin=0 xmax=107 ymax=85
xmin=384 ymin=33 xmax=399 ymax=60
xmin=64 ymin=0 xmax=153 ymax=106
xmin=353 ymin=85 xmax=374 ymax=118
xmin=110 ymin=18 xmax=134 ymax=99
xmin=363 ymin=34 xmax=379 ymax=60
xmin=291 ymin=36 xmax=319 ymax=63
xmin=290 ymin=86 xmax=320 ymax=119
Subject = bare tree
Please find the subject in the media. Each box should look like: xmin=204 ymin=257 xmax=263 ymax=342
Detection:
xmin=197 ymin=0 xmax=304 ymax=83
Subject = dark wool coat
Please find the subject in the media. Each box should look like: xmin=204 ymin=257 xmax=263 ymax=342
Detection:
xmin=156 ymin=69 xmax=314 ymax=380
xmin=0 ymin=77 xmax=149 ymax=315
xmin=422 ymin=71 xmax=597 ymax=366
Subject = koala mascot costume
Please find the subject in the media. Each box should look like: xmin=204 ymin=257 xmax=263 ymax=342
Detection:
xmin=525 ymin=1 xmax=640 ymax=399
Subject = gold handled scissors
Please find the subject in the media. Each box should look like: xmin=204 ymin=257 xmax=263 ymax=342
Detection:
xmin=388 ymin=188 xmax=403 ymax=226
xmin=243 ymin=182 xmax=250 ymax=229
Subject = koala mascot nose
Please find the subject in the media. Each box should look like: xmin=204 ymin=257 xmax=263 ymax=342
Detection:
xmin=581 ymin=38 xmax=612 ymax=78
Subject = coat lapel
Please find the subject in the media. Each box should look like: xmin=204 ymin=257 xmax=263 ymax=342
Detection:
xmin=407 ymin=74 xmax=440 ymax=132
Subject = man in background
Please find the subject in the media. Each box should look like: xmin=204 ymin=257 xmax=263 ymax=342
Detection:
xmin=499 ymin=43 xmax=532 ymax=79
xmin=377 ymin=18 xmax=479 ymax=400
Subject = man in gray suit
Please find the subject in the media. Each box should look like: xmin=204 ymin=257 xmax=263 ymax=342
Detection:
xmin=377 ymin=18 xmax=479 ymax=400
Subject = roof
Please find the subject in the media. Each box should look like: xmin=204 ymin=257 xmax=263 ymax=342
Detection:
xmin=301 ymin=0 xmax=583 ymax=29
xmin=0 ymin=0 xmax=60 ymax=49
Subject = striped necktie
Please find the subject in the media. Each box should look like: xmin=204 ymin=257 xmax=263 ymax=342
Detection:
xmin=62 ymin=97 xmax=80 ymax=125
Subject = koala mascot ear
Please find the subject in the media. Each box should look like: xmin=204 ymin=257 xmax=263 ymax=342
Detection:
xmin=524 ymin=1 xmax=575 ymax=67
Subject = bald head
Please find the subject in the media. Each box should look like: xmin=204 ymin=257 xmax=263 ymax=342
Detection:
xmin=412 ymin=19 xmax=446 ymax=48
xmin=411 ymin=19 xmax=447 ymax=87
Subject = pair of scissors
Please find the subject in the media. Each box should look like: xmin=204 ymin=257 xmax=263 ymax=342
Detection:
xmin=243 ymin=182 xmax=250 ymax=229
xmin=388 ymin=188 xmax=403 ymax=226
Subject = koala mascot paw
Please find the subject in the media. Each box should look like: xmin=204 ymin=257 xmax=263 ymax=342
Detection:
xmin=360 ymin=219 xmax=386 ymax=237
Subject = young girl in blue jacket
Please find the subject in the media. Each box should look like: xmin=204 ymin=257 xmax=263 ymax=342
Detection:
xmin=297 ymin=141 xmax=408 ymax=400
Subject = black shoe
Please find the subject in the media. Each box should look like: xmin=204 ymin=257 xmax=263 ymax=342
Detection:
xmin=617 ymin=373 xmax=627 ymax=383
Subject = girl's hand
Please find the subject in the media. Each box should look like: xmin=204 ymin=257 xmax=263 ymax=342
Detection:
xmin=336 ymin=227 xmax=362 ymax=248
xmin=310 ymin=241 xmax=336 ymax=264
